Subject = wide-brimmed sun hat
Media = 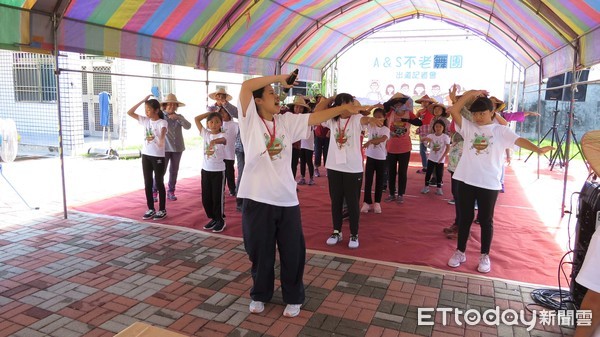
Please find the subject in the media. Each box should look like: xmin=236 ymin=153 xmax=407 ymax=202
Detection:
xmin=287 ymin=95 xmax=310 ymax=110
xmin=161 ymin=93 xmax=185 ymax=107
xmin=489 ymin=96 xmax=506 ymax=111
xmin=431 ymin=103 xmax=448 ymax=117
xmin=209 ymin=88 xmax=233 ymax=101
xmin=415 ymin=94 xmax=437 ymax=104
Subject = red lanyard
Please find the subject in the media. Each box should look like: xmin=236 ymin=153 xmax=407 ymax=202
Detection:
xmin=337 ymin=117 xmax=351 ymax=138
xmin=260 ymin=116 xmax=276 ymax=148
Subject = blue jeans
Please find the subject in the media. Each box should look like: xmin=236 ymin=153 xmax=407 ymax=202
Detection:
xmin=419 ymin=142 xmax=428 ymax=169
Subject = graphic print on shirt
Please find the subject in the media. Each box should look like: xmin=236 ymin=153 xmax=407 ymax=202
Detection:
xmin=370 ymin=133 xmax=384 ymax=148
xmin=432 ymin=140 xmax=441 ymax=153
xmin=265 ymin=133 xmax=285 ymax=160
xmin=335 ymin=127 xmax=350 ymax=149
xmin=391 ymin=120 xmax=408 ymax=137
xmin=471 ymin=133 xmax=493 ymax=155
xmin=204 ymin=139 xmax=216 ymax=158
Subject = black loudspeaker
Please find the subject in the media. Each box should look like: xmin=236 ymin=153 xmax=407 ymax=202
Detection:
xmin=563 ymin=70 xmax=589 ymax=102
xmin=545 ymin=73 xmax=565 ymax=101
xmin=570 ymin=180 xmax=600 ymax=308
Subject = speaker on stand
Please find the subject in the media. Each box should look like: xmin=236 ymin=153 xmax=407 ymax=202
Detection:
xmin=570 ymin=180 xmax=600 ymax=308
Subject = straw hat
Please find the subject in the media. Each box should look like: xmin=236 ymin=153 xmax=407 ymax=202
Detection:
xmin=415 ymin=94 xmax=437 ymax=104
xmin=431 ymin=103 xmax=448 ymax=117
xmin=489 ymin=96 xmax=506 ymax=111
xmin=582 ymin=130 xmax=600 ymax=176
xmin=287 ymin=95 xmax=310 ymax=110
xmin=209 ymin=88 xmax=233 ymax=101
xmin=161 ymin=93 xmax=185 ymax=107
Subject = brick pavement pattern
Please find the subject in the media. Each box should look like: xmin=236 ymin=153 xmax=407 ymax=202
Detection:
xmin=0 ymin=212 xmax=576 ymax=337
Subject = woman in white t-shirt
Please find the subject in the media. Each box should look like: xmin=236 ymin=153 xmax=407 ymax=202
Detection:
xmin=194 ymin=112 xmax=227 ymax=233
xmin=319 ymin=94 xmax=383 ymax=249
xmin=126 ymin=95 xmax=168 ymax=221
xmin=446 ymin=89 xmax=553 ymax=274
xmin=238 ymin=74 xmax=366 ymax=318
xmin=361 ymin=108 xmax=390 ymax=214
xmin=421 ymin=120 xmax=451 ymax=195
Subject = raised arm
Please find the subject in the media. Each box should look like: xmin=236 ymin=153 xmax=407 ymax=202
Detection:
xmin=239 ymin=74 xmax=294 ymax=118
xmin=194 ymin=112 xmax=212 ymax=132
xmin=449 ymin=88 xmax=486 ymax=128
xmin=309 ymin=97 xmax=366 ymax=125
xmin=127 ymin=95 xmax=153 ymax=120
xmin=514 ymin=137 xmax=554 ymax=155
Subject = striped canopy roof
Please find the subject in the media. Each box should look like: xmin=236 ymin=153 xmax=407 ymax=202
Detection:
xmin=1 ymin=0 xmax=599 ymax=81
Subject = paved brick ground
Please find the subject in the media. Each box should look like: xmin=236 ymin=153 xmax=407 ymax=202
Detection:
xmin=1 ymin=152 xmax=586 ymax=336
xmin=0 ymin=210 xmax=576 ymax=337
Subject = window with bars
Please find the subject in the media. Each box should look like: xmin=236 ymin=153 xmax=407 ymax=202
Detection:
xmin=152 ymin=63 xmax=174 ymax=98
xmin=12 ymin=53 xmax=57 ymax=102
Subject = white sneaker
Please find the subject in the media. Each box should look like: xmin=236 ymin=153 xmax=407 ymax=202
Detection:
xmin=326 ymin=231 xmax=342 ymax=245
xmin=283 ymin=304 xmax=301 ymax=318
xmin=478 ymin=254 xmax=491 ymax=273
xmin=436 ymin=188 xmax=443 ymax=196
xmin=448 ymin=250 xmax=466 ymax=267
xmin=373 ymin=203 xmax=382 ymax=214
xmin=360 ymin=203 xmax=370 ymax=213
xmin=421 ymin=186 xmax=430 ymax=194
xmin=348 ymin=235 xmax=359 ymax=249
xmin=249 ymin=300 xmax=265 ymax=314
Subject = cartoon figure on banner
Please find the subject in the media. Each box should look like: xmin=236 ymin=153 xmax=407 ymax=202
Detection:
xmin=413 ymin=83 xmax=426 ymax=97
xmin=366 ymin=80 xmax=383 ymax=102
xmin=383 ymin=84 xmax=396 ymax=101
xmin=400 ymin=83 xmax=410 ymax=95
xmin=431 ymin=84 xmax=444 ymax=104
xmin=471 ymin=133 xmax=492 ymax=155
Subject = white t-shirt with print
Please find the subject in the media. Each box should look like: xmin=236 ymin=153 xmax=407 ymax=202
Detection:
xmin=139 ymin=116 xmax=168 ymax=157
xmin=237 ymin=100 xmax=311 ymax=207
xmin=200 ymin=128 xmax=226 ymax=172
xmin=301 ymin=126 xmax=315 ymax=151
xmin=576 ymin=229 xmax=600 ymax=293
xmin=323 ymin=114 xmax=364 ymax=173
xmin=453 ymin=119 xmax=519 ymax=190
xmin=222 ymin=120 xmax=239 ymax=160
xmin=365 ymin=125 xmax=390 ymax=160
xmin=425 ymin=133 xmax=451 ymax=164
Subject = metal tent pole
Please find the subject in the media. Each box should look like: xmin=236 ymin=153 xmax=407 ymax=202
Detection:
xmin=560 ymin=41 xmax=579 ymax=217
xmin=52 ymin=12 xmax=68 ymax=219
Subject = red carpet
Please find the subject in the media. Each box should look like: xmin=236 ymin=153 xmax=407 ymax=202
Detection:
xmin=73 ymin=152 xmax=569 ymax=286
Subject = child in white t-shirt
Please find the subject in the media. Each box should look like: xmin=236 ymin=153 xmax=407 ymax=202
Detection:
xmin=320 ymin=94 xmax=383 ymax=249
xmin=446 ymin=89 xmax=553 ymax=274
xmin=238 ymin=74 xmax=367 ymax=319
xmin=194 ymin=112 xmax=227 ymax=233
xmin=421 ymin=120 xmax=451 ymax=195
xmin=220 ymin=108 xmax=239 ymax=196
xmin=361 ymin=108 xmax=390 ymax=214
xmin=126 ymin=95 xmax=168 ymax=221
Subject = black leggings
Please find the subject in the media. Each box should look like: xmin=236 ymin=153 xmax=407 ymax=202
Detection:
xmin=327 ymin=169 xmax=362 ymax=236
xmin=299 ymin=149 xmax=314 ymax=179
xmin=363 ymin=157 xmax=386 ymax=204
xmin=201 ymin=169 xmax=225 ymax=222
xmin=456 ymin=181 xmax=499 ymax=254
xmin=142 ymin=154 xmax=165 ymax=211
xmin=387 ymin=152 xmax=411 ymax=196
xmin=425 ymin=160 xmax=444 ymax=187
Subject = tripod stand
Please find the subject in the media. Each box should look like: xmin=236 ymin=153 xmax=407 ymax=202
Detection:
xmin=0 ymin=163 xmax=39 ymax=210
xmin=525 ymin=101 xmax=562 ymax=167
